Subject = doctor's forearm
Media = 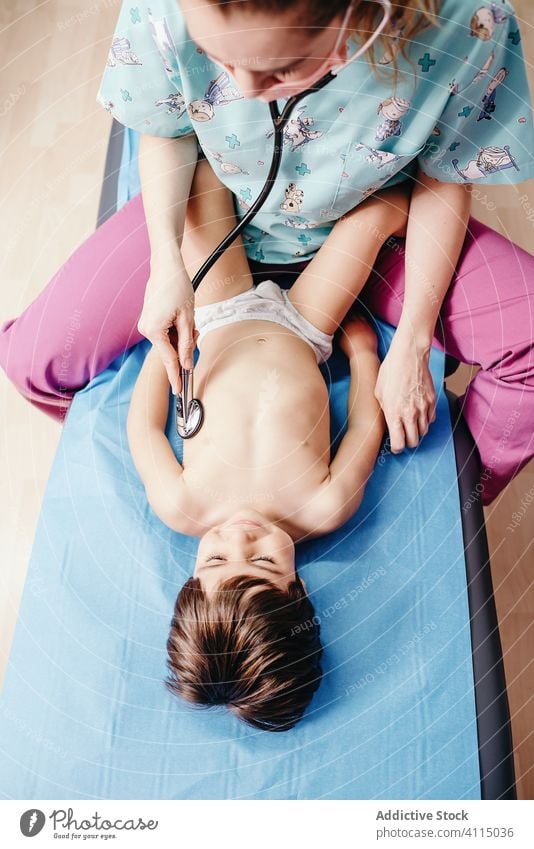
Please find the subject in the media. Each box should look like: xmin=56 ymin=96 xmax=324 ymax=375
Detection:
xmin=397 ymin=173 xmax=472 ymax=345
xmin=138 ymin=133 xmax=198 ymax=267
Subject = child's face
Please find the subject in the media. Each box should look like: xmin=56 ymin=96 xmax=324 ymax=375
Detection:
xmin=194 ymin=509 xmax=296 ymax=591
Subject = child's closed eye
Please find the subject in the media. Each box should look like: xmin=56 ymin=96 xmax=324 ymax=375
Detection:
xmin=205 ymin=554 xmax=276 ymax=563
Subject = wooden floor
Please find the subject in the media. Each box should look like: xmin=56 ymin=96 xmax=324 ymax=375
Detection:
xmin=0 ymin=0 xmax=533 ymax=798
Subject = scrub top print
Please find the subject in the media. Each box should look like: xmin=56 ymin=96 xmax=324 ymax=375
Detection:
xmin=188 ymin=71 xmax=243 ymax=122
xmin=470 ymin=3 xmax=509 ymax=41
xmin=265 ymin=108 xmax=324 ymax=152
xmin=375 ymin=98 xmax=411 ymax=141
xmin=477 ymin=67 xmax=509 ymax=121
xmin=96 ymin=0 xmax=534 ymax=264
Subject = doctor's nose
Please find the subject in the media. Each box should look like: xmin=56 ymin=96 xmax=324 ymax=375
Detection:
xmin=223 ymin=65 xmax=277 ymax=97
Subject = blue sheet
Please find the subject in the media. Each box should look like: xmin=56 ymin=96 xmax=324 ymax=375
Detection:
xmin=0 ymin=127 xmax=480 ymax=799
xmin=0 ymin=327 xmax=480 ymax=799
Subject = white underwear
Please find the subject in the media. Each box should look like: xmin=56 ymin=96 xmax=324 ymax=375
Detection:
xmin=194 ymin=280 xmax=333 ymax=364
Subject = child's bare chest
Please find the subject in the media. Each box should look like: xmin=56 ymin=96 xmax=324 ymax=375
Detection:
xmin=181 ymin=326 xmax=332 ymax=521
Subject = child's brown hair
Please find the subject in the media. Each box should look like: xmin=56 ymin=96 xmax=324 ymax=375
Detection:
xmin=166 ymin=574 xmax=323 ymax=731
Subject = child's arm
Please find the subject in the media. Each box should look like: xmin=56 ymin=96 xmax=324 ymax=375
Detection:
xmin=286 ymin=183 xmax=410 ymax=336
xmin=311 ymin=316 xmax=385 ymax=534
xmin=126 ymin=345 xmax=186 ymax=528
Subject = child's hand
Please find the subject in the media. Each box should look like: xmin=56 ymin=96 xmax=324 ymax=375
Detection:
xmin=339 ymin=314 xmax=378 ymax=360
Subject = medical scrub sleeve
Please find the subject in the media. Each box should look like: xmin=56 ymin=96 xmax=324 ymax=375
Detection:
xmin=417 ymin=1 xmax=534 ymax=184
xmin=95 ymin=0 xmax=195 ymax=140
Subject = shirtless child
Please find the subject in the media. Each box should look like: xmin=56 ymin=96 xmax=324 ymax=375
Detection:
xmin=127 ymin=159 xmax=409 ymax=731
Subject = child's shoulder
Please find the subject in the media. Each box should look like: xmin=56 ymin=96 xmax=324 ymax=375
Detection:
xmin=151 ymin=478 xmax=206 ymax=535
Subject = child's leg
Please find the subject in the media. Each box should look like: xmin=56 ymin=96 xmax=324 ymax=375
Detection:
xmin=287 ymin=184 xmax=410 ymax=335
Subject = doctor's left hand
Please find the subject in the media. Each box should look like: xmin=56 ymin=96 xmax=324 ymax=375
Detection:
xmin=374 ymin=327 xmax=437 ymax=454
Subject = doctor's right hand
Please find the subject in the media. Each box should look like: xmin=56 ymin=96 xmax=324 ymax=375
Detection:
xmin=137 ymin=257 xmax=198 ymax=396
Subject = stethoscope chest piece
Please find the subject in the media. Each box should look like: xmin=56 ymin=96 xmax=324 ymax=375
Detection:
xmin=176 ymin=397 xmax=204 ymax=439
xmin=176 ymin=367 xmax=204 ymax=439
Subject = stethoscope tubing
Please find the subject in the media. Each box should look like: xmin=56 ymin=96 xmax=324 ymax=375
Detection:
xmin=177 ymin=71 xmax=336 ymax=438
xmin=190 ymin=71 xmax=336 ymax=293
xmin=177 ymin=0 xmax=392 ymax=436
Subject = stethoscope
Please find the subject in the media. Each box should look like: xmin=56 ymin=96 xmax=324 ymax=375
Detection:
xmin=176 ymin=0 xmax=392 ymax=438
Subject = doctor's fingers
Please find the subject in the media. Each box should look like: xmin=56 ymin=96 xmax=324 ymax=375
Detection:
xmin=151 ymin=334 xmax=181 ymax=396
xmin=176 ymin=310 xmax=197 ymax=372
xmin=418 ymin=410 xmax=429 ymax=439
xmin=387 ymin=410 xmax=421 ymax=452
xmin=418 ymin=391 xmax=437 ymax=437
xmin=418 ymin=398 xmax=437 ymax=439
xmin=387 ymin=418 xmax=406 ymax=454
xmin=403 ymin=414 xmax=421 ymax=449
xmin=401 ymin=395 xmax=434 ymax=446
xmin=373 ymin=384 xmax=435 ymax=453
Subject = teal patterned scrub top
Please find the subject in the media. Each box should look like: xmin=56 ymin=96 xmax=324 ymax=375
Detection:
xmin=96 ymin=0 xmax=534 ymax=264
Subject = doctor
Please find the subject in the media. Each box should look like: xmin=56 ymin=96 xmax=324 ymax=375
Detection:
xmin=1 ymin=0 xmax=533 ymax=504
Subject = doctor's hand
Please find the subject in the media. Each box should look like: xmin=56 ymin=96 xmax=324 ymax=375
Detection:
xmin=374 ymin=326 xmax=436 ymax=454
xmin=137 ymin=258 xmax=198 ymax=396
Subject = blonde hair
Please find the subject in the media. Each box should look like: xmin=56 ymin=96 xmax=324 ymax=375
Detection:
xmin=212 ymin=1 xmax=442 ymax=78
xmin=345 ymin=1 xmax=441 ymax=76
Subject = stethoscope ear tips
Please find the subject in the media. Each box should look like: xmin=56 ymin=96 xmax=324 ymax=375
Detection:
xmin=176 ymin=367 xmax=204 ymax=439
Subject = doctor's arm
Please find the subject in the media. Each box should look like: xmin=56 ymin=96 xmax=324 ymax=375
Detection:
xmin=374 ymin=170 xmax=472 ymax=452
xmin=127 ymin=345 xmax=185 ymax=526
xmin=311 ymin=317 xmax=385 ymax=535
xmin=137 ymin=132 xmax=199 ymax=394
